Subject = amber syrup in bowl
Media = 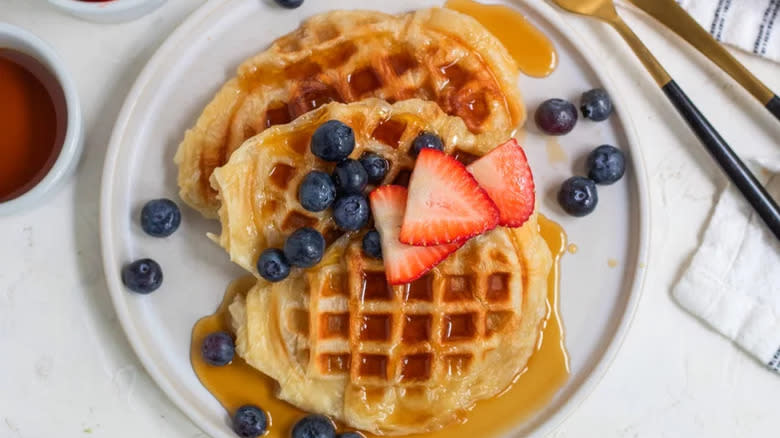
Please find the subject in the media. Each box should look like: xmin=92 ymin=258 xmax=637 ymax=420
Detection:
xmin=0 ymin=20 xmax=86 ymax=216
xmin=0 ymin=49 xmax=66 ymax=203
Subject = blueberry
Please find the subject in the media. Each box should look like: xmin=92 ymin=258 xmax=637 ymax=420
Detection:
xmin=274 ymin=0 xmax=303 ymax=8
xmin=201 ymin=331 xmax=234 ymax=366
xmin=333 ymin=195 xmax=370 ymax=231
xmin=338 ymin=433 xmax=364 ymax=438
xmin=332 ymin=159 xmax=368 ymax=194
xmin=299 ymin=171 xmax=336 ymax=212
xmin=291 ymin=414 xmax=336 ymax=438
xmin=411 ymin=132 xmax=444 ymax=156
xmin=535 ymin=98 xmax=578 ymax=135
xmin=311 ymin=120 xmax=355 ymax=162
xmin=362 ymin=230 xmax=382 ymax=259
xmin=232 ymin=405 xmax=268 ymax=438
xmin=580 ymin=88 xmax=613 ymax=122
xmin=359 ymin=152 xmax=389 ymax=184
xmin=558 ymin=176 xmax=598 ymax=217
xmin=257 ymin=248 xmax=291 ymax=282
xmin=121 ymin=258 xmax=163 ymax=294
xmin=284 ymin=228 xmax=326 ymax=268
xmin=587 ymin=145 xmax=625 ymax=185
xmin=140 ymin=199 xmax=181 ymax=237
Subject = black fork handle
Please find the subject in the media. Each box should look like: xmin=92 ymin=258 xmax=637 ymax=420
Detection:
xmin=662 ymin=80 xmax=780 ymax=240
xmin=768 ymin=95 xmax=780 ymax=122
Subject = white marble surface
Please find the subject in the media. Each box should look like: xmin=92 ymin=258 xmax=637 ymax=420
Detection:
xmin=0 ymin=0 xmax=778 ymax=436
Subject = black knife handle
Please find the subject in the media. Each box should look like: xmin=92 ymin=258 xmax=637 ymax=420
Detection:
xmin=768 ymin=95 xmax=780 ymax=122
xmin=662 ymin=80 xmax=780 ymax=239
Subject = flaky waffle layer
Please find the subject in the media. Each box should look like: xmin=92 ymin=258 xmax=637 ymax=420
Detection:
xmin=175 ymin=8 xmax=524 ymax=217
xmin=230 ymin=214 xmax=552 ymax=435
xmin=210 ymin=98 xmax=500 ymax=279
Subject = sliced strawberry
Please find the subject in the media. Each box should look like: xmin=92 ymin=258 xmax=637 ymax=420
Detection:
xmin=399 ymin=148 xmax=499 ymax=246
xmin=467 ymin=138 xmax=536 ymax=227
xmin=370 ymin=186 xmax=461 ymax=285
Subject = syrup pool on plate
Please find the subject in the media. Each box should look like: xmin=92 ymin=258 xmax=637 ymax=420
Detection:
xmin=445 ymin=0 xmax=558 ymax=78
xmin=191 ymin=216 xmax=569 ymax=437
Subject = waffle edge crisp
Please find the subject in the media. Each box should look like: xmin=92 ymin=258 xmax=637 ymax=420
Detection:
xmin=174 ymin=7 xmax=524 ymax=218
xmin=209 ymin=98 xmax=504 ymax=278
xmin=230 ymin=214 xmax=551 ymax=435
xmin=182 ymin=6 xmax=553 ymax=435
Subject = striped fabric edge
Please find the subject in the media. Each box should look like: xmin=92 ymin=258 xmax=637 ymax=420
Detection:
xmin=754 ymin=0 xmax=780 ymax=55
xmin=669 ymin=0 xmax=780 ymax=61
xmin=769 ymin=345 xmax=780 ymax=372
xmin=710 ymin=0 xmax=733 ymax=41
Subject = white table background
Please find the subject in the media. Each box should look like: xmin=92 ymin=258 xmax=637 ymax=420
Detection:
xmin=1 ymin=0 xmax=779 ymax=436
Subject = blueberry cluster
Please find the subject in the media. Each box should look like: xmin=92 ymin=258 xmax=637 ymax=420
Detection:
xmin=259 ymin=120 xmax=393 ymax=282
xmin=197 ymin=327 xmax=358 ymax=437
xmin=229 ymin=408 xmax=363 ymax=438
xmin=198 ymin=322 xmax=367 ymax=437
xmin=532 ymin=88 xmax=626 ymax=217
xmin=558 ymin=145 xmax=626 ymax=217
xmin=534 ymin=87 xmax=615 ymax=136
xmin=122 ymin=198 xmax=183 ymax=294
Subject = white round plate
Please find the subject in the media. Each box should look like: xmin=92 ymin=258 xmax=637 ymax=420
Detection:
xmin=100 ymin=0 xmax=650 ymax=437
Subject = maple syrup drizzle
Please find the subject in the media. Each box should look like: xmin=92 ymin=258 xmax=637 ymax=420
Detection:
xmin=445 ymin=0 xmax=558 ymax=78
xmin=191 ymin=216 xmax=568 ymax=437
xmin=545 ymin=136 xmax=567 ymax=164
xmin=190 ymin=276 xmax=307 ymax=431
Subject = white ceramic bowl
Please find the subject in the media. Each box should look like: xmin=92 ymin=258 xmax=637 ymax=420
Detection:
xmin=0 ymin=23 xmax=83 ymax=215
xmin=47 ymin=0 xmax=165 ymax=23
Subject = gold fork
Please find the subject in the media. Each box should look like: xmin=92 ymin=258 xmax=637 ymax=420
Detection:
xmin=549 ymin=0 xmax=780 ymax=240
xmin=627 ymin=0 xmax=780 ymax=121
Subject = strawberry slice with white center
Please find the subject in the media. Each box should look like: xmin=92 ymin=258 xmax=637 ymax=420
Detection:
xmin=467 ymin=139 xmax=536 ymax=227
xmin=399 ymin=148 xmax=499 ymax=246
xmin=370 ymin=185 xmax=461 ymax=285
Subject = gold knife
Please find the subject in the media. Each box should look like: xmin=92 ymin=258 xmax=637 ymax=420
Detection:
xmin=627 ymin=0 xmax=780 ymax=121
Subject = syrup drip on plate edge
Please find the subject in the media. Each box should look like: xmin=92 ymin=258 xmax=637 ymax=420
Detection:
xmin=190 ymin=215 xmax=569 ymax=437
xmin=445 ymin=0 xmax=558 ymax=78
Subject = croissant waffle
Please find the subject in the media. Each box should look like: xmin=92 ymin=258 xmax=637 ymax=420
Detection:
xmin=210 ymin=98 xmax=502 ymax=278
xmin=175 ymin=7 xmax=524 ymax=217
xmin=229 ymin=212 xmax=552 ymax=435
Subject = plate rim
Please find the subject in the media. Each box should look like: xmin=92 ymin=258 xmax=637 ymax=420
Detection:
xmin=99 ymin=0 xmax=651 ymax=436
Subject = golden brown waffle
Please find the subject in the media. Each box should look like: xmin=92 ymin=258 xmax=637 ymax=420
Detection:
xmin=229 ymin=214 xmax=551 ymax=435
xmin=175 ymin=8 xmax=524 ymax=217
xmin=210 ymin=98 xmax=502 ymax=278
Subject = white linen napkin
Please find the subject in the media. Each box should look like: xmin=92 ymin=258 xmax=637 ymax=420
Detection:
xmin=676 ymin=0 xmax=780 ymax=62
xmin=674 ymin=158 xmax=780 ymax=373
